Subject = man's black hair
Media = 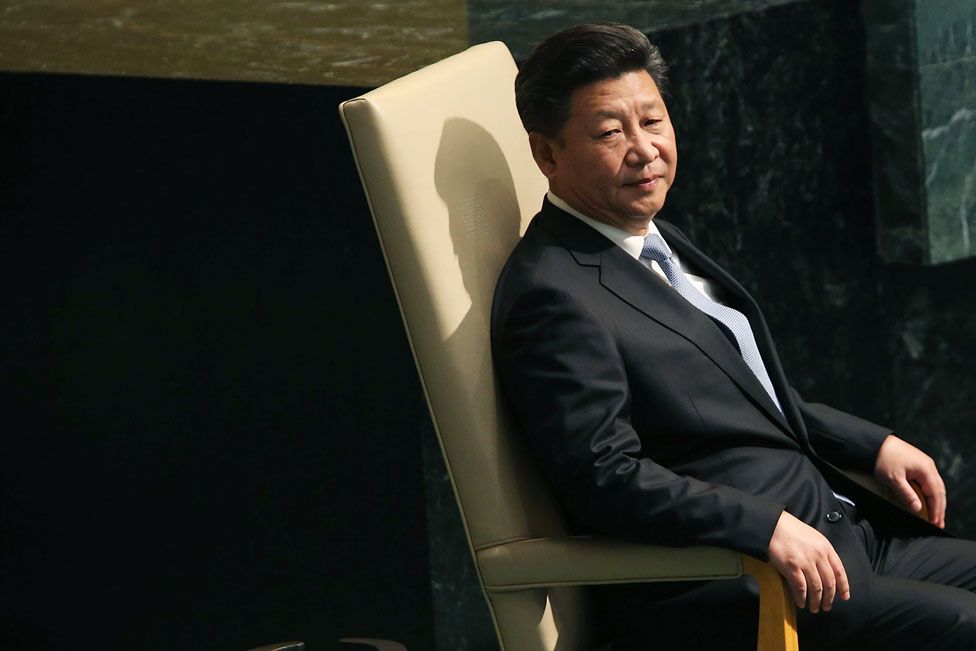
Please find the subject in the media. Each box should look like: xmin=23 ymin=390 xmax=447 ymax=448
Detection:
xmin=514 ymin=23 xmax=669 ymax=139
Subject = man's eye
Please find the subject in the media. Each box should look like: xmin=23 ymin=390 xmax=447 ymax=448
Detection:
xmin=644 ymin=119 xmax=662 ymax=128
xmin=600 ymin=130 xmax=619 ymax=138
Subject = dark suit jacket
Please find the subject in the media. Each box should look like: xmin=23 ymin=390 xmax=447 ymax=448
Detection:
xmin=491 ymin=199 xmax=940 ymax=630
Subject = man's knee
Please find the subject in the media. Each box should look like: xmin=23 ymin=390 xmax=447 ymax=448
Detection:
xmin=901 ymin=585 xmax=976 ymax=649
xmin=837 ymin=578 xmax=976 ymax=650
xmin=940 ymin=594 xmax=976 ymax=647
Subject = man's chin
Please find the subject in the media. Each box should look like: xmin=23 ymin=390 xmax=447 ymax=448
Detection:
xmin=625 ymin=201 xmax=664 ymax=221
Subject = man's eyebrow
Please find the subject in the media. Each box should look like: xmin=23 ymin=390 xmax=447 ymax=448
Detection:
xmin=593 ymin=102 xmax=661 ymax=119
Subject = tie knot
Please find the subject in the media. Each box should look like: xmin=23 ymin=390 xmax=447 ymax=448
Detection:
xmin=641 ymin=233 xmax=671 ymax=264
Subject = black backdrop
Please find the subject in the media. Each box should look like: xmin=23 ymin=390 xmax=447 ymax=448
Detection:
xmin=1 ymin=73 xmax=437 ymax=650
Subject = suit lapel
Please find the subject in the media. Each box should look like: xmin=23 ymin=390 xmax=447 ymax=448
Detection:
xmin=655 ymin=220 xmax=806 ymax=439
xmin=537 ymin=202 xmax=796 ymax=439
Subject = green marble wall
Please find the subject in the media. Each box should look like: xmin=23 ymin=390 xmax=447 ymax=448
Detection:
xmin=918 ymin=1 xmax=976 ymax=264
xmin=863 ymin=0 xmax=976 ymax=264
xmin=467 ymin=0 xmax=805 ymax=57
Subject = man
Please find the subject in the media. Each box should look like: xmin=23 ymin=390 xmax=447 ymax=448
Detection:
xmin=491 ymin=23 xmax=976 ymax=650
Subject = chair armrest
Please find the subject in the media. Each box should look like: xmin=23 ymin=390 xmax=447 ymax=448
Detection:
xmin=475 ymin=536 xmax=741 ymax=592
xmin=742 ymin=557 xmax=799 ymax=651
xmin=478 ymin=536 xmax=799 ymax=650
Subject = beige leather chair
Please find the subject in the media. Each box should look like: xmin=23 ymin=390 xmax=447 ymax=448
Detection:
xmin=338 ymin=41 xmax=799 ymax=651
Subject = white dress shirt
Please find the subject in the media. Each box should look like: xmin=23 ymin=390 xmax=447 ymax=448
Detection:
xmin=547 ymin=191 xmax=721 ymax=300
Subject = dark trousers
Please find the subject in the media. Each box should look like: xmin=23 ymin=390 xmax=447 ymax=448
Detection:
xmin=800 ymin=501 xmax=976 ymax=650
xmin=595 ymin=503 xmax=976 ymax=650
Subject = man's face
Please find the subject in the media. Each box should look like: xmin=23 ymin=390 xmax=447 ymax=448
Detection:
xmin=531 ymin=69 xmax=677 ymax=235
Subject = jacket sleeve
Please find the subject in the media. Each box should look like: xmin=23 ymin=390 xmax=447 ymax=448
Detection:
xmin=493 ymin=284 xmax=784 ymax=561
xmin=789 ymin=387 xmax=892 ymax=473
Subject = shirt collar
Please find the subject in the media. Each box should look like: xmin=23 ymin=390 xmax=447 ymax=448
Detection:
xmin=547 ymin=191 xmax=666 ymax=260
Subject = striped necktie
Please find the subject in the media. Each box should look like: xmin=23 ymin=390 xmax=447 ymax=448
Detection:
xmin=641 ymin=234 xmax=783 ymax=414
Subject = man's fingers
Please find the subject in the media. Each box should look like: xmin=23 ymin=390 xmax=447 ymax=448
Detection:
xmin=829 ymin=548 xmax=851 ymax=601
xmin=767 ymin=512 xmax=848 ymax=613
xmin=936 ymin=474 xmax=948 ymax=528
xmin=912 ymin=474 xmax=947 ymax=527
xmin=816 ymin=557 xmax=836 ymax=612
xmin=894 ymin=477 xmax=923 ymax=512
xmin=788 ymin=569 xmax=807 ymax=609
xmin=927 ymin=483 xmax=947 ymax=527
xmin=921 ymin=476 xmax=947 ymax=528
xmin=876 ymin=437 xmax=947 ymax=526
xmin=804 ymin=566 xmax=824 ymax=613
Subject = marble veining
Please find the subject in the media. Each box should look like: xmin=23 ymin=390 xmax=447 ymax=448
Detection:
xmin=915 ymin=0 xmax=976 ymax=66
xmin=923 ymin=105 xmax=976 ymax=141
xmin=863 ymin=0 xmax=976 ymax=264
xmin=920 ymin=57 xmax=976 ymax=263
xmin=0 ymin=0 xmax=469 ymax=86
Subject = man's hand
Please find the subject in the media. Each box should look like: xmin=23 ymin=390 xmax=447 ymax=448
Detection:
xmin=768 ymin=511 xmax=850 ymax=614
xmin=875 ymin=434 xmax=946 ymax=528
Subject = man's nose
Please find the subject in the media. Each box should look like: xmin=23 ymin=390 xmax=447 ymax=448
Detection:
xmin=625 ymin=133 xmax=659 ymax=166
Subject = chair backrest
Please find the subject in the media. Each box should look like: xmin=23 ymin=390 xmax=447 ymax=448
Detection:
xmin=340 ymin=41 xmax=565 ymax=550
xmin=340 ymin=42 xmax=584 ymax=649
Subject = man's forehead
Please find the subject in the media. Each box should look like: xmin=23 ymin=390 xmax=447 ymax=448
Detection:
xmin=569 ymin=71 xmax=664 ymax=114
xmin=575 ymin=93 xmax=665 ymax=121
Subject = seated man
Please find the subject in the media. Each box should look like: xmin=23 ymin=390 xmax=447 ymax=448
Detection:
xmin=491 ymin=22 xmax=976 ymax=650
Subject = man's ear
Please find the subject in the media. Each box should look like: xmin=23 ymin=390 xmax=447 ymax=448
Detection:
xmin=528 ymin=131 xmax=558 ymax=179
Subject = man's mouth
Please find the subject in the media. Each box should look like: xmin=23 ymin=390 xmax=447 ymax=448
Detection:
xmin=625 ymin=175 xmax=661 ymax=189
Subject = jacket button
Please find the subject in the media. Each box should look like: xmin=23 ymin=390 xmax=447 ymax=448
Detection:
xmin=825 ymin=511 xmax=843 ymax=523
